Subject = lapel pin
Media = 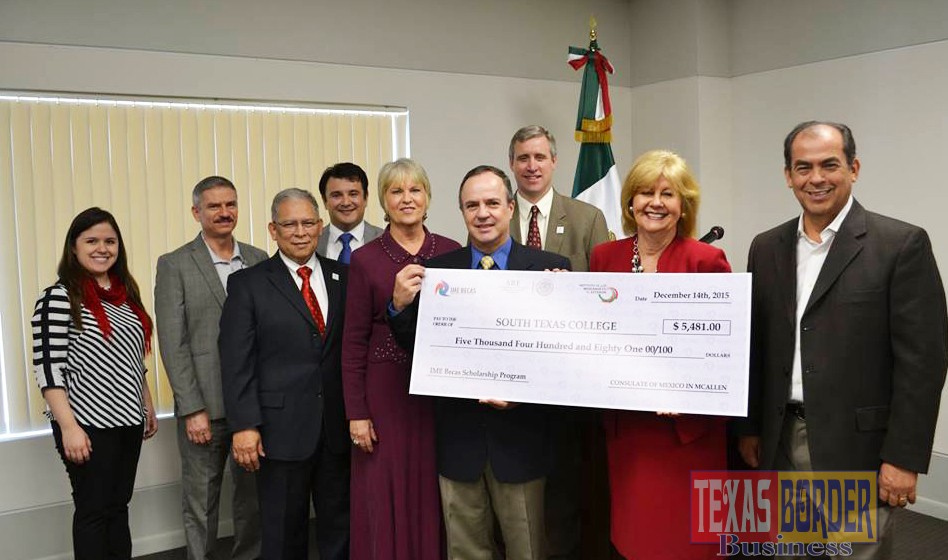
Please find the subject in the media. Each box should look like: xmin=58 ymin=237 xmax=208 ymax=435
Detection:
xmin=556 ymin=225 xmax=565 ymax=234
xmin=331 ymin=272 xmax=340 ymax=281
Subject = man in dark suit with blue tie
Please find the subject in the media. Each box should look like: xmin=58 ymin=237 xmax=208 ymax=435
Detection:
xmin=220 ymin=188 xmax=349 ymax=560
xmin=389 ymin=165 xmax=569 ymax=560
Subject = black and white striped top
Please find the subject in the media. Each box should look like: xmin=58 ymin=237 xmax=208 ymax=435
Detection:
xmin=32 ymin=284 xmax=146 ymax=428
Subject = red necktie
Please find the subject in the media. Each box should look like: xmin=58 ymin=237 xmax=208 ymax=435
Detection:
xmin=296 ymin=266 xmax=326 ymax=337
xmin=527 ymin=205 xmax=542 ymax=249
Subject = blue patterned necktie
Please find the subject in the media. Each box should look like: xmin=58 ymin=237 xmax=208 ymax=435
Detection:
xmin=338 ymin=232 xmax=354 ymax=264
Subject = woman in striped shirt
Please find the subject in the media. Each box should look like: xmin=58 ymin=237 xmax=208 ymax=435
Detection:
xmin=32 ymin=207 xmax=158 ymax=560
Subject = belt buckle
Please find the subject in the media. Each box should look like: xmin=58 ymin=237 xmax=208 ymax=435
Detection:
xmin=786 ymin=402 xmax=806 ymax=420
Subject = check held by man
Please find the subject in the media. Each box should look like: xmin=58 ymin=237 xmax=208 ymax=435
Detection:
xmin=408 ymin=268 xmax=751 ymax=416
xmin=389 ymin=165 xmax=570 ymax=560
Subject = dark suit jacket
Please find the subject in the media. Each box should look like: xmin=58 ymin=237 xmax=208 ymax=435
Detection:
xmin=512 ymin=190 xmax=609 ymax=272
xmin=219 ymin=253 xmax=349 ymax=460
xmin=155 ymin=234 xmax=268 ymax=420
xmin=737 ymin=200 xmax=948 ymax=473
xmin=389 ymin=241 xmax=571 ymax=483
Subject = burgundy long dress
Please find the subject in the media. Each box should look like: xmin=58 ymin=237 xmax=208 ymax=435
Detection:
xmin=590 ymin=235 xmax=731 ymax=560
xmin=342 ymin=227 xmax=461 ymax=560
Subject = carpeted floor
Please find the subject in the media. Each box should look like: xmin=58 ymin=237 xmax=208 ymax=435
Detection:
xmin=136 ymin=508 xmax=948 ymax=559
xmin=891 ymin=508 xmax=948 ymax=559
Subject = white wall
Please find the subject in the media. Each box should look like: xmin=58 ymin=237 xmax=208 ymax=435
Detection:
xmin=628 ymin=77 xmax=736 ymax=260
xmin=0 ymin=0 xmax=634 ymax=86
xmin=729 ymin=0 xmax=948 ymax=76
xmin=0 ymin=39 xmax=634 ymax=559
xmin=628 ymin=0 xmax=731 ymax=86
xmin=4 ymin=1 xmax=948 ymax=557
xmin=625 ymin=0 xmax=948 ymax=520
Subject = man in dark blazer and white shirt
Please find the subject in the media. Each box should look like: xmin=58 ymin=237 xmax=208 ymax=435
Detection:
xmin=220 ymin=188 xmax=349 ymax=560
xmin=155 ymin=176 xmax=266 ymax=560
xmin=390 ymin=165 xmax=569 ymax=560
xmin=736 ymin=121 xmax=948 ymax=556
xmin=315 ymin=162 xmax=383 ymax=263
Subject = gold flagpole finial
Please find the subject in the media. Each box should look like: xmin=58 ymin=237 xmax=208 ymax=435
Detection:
xmin=589 ymin=16 xmax=598 ymax=41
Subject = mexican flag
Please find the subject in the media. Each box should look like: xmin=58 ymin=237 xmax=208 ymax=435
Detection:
xmin=569 ymin=36 xmax=624 ymax=238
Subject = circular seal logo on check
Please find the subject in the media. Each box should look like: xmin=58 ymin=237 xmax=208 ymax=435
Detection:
xmin=533 ymin=279 xmax=554 ymax=296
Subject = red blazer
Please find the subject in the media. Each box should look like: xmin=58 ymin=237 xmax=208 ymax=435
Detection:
xmin=590 ymin=234 xmax=730 ymax=275
xmin=591 ymin=235 xmax=731 ymax=560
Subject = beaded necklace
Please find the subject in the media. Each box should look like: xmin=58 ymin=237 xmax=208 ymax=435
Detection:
xmin=631 ymin=235 xmax=645 ymax=273
xmin=631 ymin=234 xmax=664 ymax=273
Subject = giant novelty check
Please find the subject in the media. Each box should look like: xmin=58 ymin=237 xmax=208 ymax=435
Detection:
xmin=408 ymin=270 xmax=751 ymax=416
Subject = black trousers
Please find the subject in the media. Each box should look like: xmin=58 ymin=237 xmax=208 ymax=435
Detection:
xmin=52 ymin=422 xmax=143 ymax=560
xmin=256 ymin=435 xmax=350 ymax=560
xmin=545 ymin=408 xmax=611 ymax=560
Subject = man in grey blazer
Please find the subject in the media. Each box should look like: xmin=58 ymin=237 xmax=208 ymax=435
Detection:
xmin=508 ymin=125 xmax=611 ymax=559
xmin=736 ymin=122 xmax=948 ymax=557
xmin=316 ymin=162 xmax=383 ymax=263
xmin=155 ymin=176 xmax=268 ymax=560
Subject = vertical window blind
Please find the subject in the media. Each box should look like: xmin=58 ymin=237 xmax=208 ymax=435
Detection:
xmin=0 ymin=94 xmax=409 ymax=437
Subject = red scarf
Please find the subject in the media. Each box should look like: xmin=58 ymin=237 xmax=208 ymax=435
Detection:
xmin=81 ymin=273 xmax=153 ymax=355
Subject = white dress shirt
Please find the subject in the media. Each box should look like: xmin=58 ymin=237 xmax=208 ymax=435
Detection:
xmin=791 ymin=195 xmax=854 ymax=402
xmin=516 ymin=188 xmax=554 ymax=249
xmin=326 ymin=221 xmax=367 ymax=260
xmin=279 ymin=251 xmax=329 ymax=319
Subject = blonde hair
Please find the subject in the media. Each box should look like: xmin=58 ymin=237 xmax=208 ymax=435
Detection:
xmin=377 ymin=158 xmax=432 ymax=217
xmin=620 ymin=150 xmax=700 ymax=238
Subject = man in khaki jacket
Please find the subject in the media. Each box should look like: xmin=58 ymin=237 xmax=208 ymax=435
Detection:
xmin=508 ymin=125 xmax=609 ymax=273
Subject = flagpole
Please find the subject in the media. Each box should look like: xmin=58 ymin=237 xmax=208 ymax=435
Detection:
xmin=569 ymin=20 xmax=624 ymax=238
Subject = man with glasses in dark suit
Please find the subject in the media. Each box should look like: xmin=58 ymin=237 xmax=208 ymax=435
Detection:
xmin=220 ymin=188 xmax=350 ymax=560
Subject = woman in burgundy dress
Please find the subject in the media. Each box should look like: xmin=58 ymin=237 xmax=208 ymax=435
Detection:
xmin=343 ymin=158 xmax=460 ymax=560
xmin=590 ymin=150 xmax=731 ymax=560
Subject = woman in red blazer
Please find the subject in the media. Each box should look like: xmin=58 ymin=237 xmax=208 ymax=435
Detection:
xmin=591 ymin=150 xmax=730 ymax=560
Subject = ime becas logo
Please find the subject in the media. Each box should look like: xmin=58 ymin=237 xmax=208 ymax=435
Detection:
xmin=434 ymin=280 xmax=476 ymax=296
